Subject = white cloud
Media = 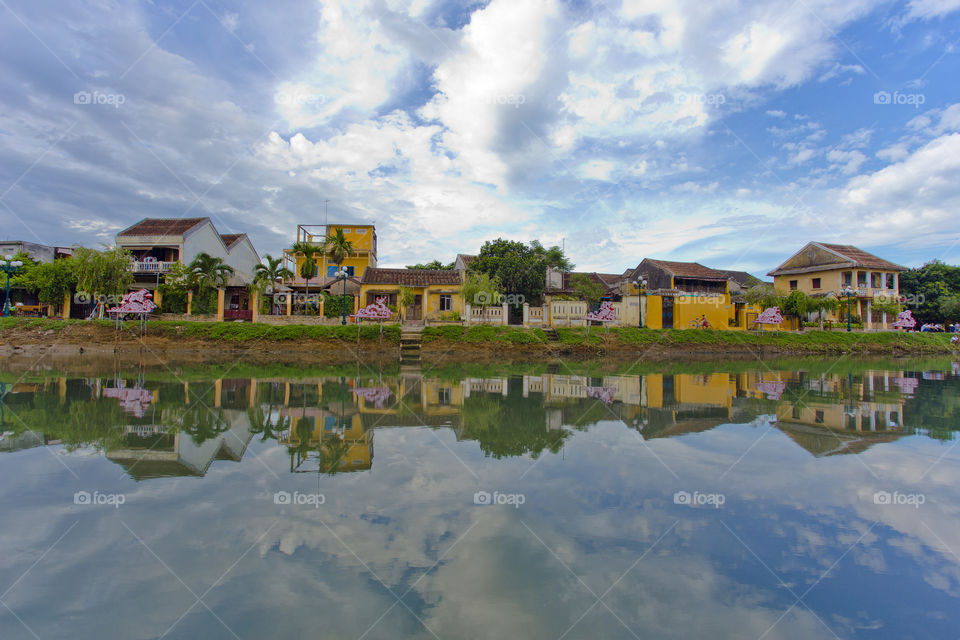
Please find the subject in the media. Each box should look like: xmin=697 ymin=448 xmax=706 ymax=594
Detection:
xmin=827 ymin=148 xmax=868 ymax=174
xmin=906 ymin=0 xmax=960 ymax=19
xmin=766 ymin=109 xmax=787 ymax=118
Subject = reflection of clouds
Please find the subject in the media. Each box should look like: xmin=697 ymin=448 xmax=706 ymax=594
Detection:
xmin=2 ymin=413 xmax=960 ymax=638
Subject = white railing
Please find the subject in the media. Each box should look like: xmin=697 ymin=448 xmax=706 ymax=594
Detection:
xmin=129 ymin=261 xmax=177 ymax=273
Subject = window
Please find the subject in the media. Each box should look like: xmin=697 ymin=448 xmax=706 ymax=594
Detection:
xmin=327 ymin=265 xmax=355 ymax=278
xmin=341 ymin=228 xmax=352 ymax=233
xmin=811 ymin=278 xmax=821 ymax=289
xmin=871 ymin=272 xmax=880 ymax=288
xmin=886 ymin=273 xmax=895 ymax=289
xmin=439 ymin=294 xmax=452 ymax=311
xmin=842 ymin=271 xmax=852 ymax=286
xmin=438 ymin=388 xmax=451 ymax=405
xmin=789 ymin=280 xmax=798 ymax=290
xmin=857 ymin=272 xmax=867 ymax=286
xmin=815 ymin=410 xmax=824 ymax=424
xmin=356 ymin=229 xmax=367 ymax=234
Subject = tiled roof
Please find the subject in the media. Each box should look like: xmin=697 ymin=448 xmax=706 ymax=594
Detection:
xmin=642 ymin=259 xmax=729 ymax=280
xmin=361 ymin=268 xmax=463 ymax=287
xmin=715 ymin=270 xmax=762 ymax=287
xmin=117 ymin=217 xmax=208 ymax=237
xmin=455 ymin=254 xmax=476 ymax=266
xmin=220 ymin=234 xmax=244 ymax=248
xmin=816 ymin=243 xmax=906 ymax=271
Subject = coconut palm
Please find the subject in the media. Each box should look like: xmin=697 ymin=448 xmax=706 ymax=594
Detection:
xmin=253 ymin=254 xmax=294 ymax=314
xmin=188 ymin=253 xmax=235 ymax=289
xmin=323 ymin=228 xmax=355 ymax=270
xmin=290 ymin=241 xmax=323 ymax=313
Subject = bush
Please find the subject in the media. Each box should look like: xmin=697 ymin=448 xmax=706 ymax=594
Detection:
xmin=158 ymin=286 xmax=188 ymax=314
xmin=323 ymin=294 xmax=352 ymax=318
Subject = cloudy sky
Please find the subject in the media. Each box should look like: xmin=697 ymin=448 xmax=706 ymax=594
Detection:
xmin=1 ymin=0 xmax=959 ymax=274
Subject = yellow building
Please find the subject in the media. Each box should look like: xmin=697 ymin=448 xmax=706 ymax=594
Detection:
xmin=768 ymin=242 xmax=906 ymax=329
xmin=359 ymin=268 xmax=464 ymax=323
xmin=629 ymin=259 xmax=760 ymax=330
xmin=283 ymin=223 xmax=378 ymax=291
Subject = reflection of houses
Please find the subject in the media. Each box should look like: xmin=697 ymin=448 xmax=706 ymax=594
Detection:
xmin=277 ymin=406 xmax=373 ymax=472
xmin=105 ymin=410 xmax=253 ymax=480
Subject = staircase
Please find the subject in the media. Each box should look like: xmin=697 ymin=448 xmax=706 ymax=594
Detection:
xmin=400 ymin=325 xmax=423 ymax=365
xmin=542 ymin=327 xmax=559 ymax=342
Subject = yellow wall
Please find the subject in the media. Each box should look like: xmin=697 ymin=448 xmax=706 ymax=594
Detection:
xmin=291 ymin=224 xmax=378 ymax=281
xmin=645 ymin=294 xmax=733 ymax=330
xmin=359 ymin=283 xmax=463 ymax=321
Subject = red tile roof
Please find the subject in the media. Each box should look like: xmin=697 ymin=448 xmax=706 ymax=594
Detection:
xmin=816 ymin=243 xmax=906 ymax=271
xmin=117 ymin=217 xmax=208 ymax=237
xmin=361 ymin=268 xmax=463 ymax=287
xmin=220 ymin=234 xmax=244 ymax=248
xmin=642 ymin=259 xmax=728 ymax=280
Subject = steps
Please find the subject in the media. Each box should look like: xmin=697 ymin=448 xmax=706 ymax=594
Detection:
xmin=400 ymin=325 xmax=423 ymax=364
xmin=542 ymin=328 xmax=559 ymax=342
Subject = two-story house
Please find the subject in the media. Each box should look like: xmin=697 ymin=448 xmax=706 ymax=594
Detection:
xmin=283 ymin=223 xmax=377 ymax=293
xmin=767 ymin=242 xmax=906 ymax=329
xmin=115 ymin=217 xmax=260 ymax=317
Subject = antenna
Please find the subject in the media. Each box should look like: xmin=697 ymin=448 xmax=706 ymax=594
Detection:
xmin=325 ymin=200 xmax=329 ymax=231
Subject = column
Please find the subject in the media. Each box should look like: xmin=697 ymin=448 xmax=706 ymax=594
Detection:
xmin=252 ymin=290 xmax=260 ymax=323
xmin=153 ymin=288 xmax=162 ymax=308
xmin=249 ymin=378 xmax=257 ymax=408
xmin=186 ymin=290 xmax=193 ymax=316
xmin=501 ymin=302 xmax=508 ymax=326
xmin=216 ymin=288 xmax=225 ymax=321
xmin=286 ymin=293 xmax=292 ymax=316
xmin=62 ymin=292 xmax=71 ymax=320
xmin=522 ymin=302 xmax=529 ymax=327
xmin=464 ymin=303 xmax=472 ymax=325
xmin=214 ymin=378 xmax=222 ymax=408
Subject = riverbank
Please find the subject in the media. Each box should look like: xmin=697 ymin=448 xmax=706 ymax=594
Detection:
xmin=0 ymin=317 xmax=955 ymax=363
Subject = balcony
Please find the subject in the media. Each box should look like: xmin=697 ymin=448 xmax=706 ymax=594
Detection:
xmin=129 ymin=261 xmax=177 ymax=274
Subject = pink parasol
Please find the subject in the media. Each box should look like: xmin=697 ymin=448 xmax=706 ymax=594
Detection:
xmin=106 ymin=289 xmax=157 ymax=315
xmin=352 ymin=297 xmax=394 ymax=320
xmin=352 ymin=387 xmax=393 ymax=408
xmin=890 ymin=309 xmax=916 ymax=330
xmin=754 ymin=306 xmax=784 ymax=326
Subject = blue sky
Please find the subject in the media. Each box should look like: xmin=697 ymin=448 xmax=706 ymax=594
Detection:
xmin=1 ymin=0 xmax=959 ymax=276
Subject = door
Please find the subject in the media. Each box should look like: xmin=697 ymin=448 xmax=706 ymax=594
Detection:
xmin=408 ymin=294 xmax=422 ymax=321
xmin=662 ymin=296 xmax=674 ymax=329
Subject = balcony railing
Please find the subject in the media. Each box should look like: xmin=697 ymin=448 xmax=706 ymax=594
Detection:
xmin=129 ymin=261 xmax=177 ymax=273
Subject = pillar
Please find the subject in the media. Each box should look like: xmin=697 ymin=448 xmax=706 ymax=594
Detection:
xmin=62 ymin=292 xmax=71 ymax=320
xmin=153 ymin=288 xmax=162 ymax=308
xmin=252 ymin=290 xmax=260 ymax=323
xmin=249 ymin=378 xmax=257 ymax=408
xmin=216 ymin=288 xmax=225 ymax=322
xmin=214 ymin=378 xmax=222 ymax=408
xmin=286 ymin=293 xmax=292 ymax=316
xmin=501 ymin=302 xmax=508 ymax=326
xmin=186 ymin=290 xmax=193 ymax=316
xmin=464 ymin=303 xmax=472 ymax=325
xmin=184 ymin=382 xmax=189 ymax=404
xmin=522 ymin=302 xmax=529 ymax=327
xmin=865 ymin=299 xmax=871 ymax=330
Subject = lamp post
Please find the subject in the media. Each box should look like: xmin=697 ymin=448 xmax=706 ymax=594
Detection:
xmin=635 ymin=277 xmax=648 ymax=328
xmin=338 ymin=267 xmax=348 ymax=326
xmin=0 ymin=255 xmax=24 ymax=317
xmin=844 ymin=286 xmax=854 ymax=333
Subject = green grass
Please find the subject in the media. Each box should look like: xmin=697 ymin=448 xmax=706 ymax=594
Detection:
xmin=2 ymin=317 xmax=955 ymax=353
xmin=0 ymin=317 xmax=401 ymax=344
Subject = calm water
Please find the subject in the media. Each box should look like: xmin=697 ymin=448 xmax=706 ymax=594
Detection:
xmin=1 ymin=358 xmax=960 ymax=639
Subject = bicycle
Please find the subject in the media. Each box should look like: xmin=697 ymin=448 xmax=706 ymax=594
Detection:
xmin=689 ymin=315 xmax=711 ymax=329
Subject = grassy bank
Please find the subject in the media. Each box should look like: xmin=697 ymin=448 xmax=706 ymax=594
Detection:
xmin=421 ymin=324 xmax=957 ymax=354
xmin=0 ymin=318 xmax=955 ymax=356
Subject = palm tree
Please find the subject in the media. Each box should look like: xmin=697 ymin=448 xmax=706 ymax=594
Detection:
xmin=323 ymin=228 xmax=355 ymax=269
xmin=253 ymin=255 xmax=294 ymax=315
xmin=290 ymin=241 xmax=323 ymax=313
xmin=322 ymin=229 xmax=355 ymax=317
xmin=187 ymin=253 xmax=234 ymax=314
xmin=188 ymin=253 xmax=235 ymax=289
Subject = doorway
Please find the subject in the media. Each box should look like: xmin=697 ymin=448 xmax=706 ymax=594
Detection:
xmin=661 ymin=297 xmax=674 ymax=329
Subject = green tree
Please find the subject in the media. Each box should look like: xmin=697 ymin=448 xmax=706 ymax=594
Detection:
xmin=940 ymin=294 xmax=960 ymax=320
xmin=323 ymin=228 xmax=355 ymax=273
xmin=187 ymin=253 xmax=234 ymax=315
xmin=781 ymin=290 xmax=811 ymax=331
xmin=397 ymin=285 xmax=416 ymax=322
xmin=570 ymin=273 xmax=604 ymax=306
xmin=469 ymin=238 xmax=547 ymax=305
xmin=71 ymin=246 xmax=134 ymax=317
xmin=529 ymin=240 xmax=575 ymax=272
xmin=13 ymin=259 xmax=77 ymax=309
xmin=807 ymin=295 xmax=839 ymax=330
xmin=744 ymin=283 xmax=783 ymax=310
xmin=290 ymin=241 xmax=323 ymax=311
xmin=899 ymin=260 xmax=960 ymax=323
xmin=460 ymin=271 xmax=501 ymax=308
xmin=406 ymin=260 xmax=454 ymax=270
xmin=253 ymin=255 xmax=294 ymax=315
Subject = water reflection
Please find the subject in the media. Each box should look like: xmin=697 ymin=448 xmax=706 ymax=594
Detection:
xmin=2 ymin=362 xmax=958 ymax=476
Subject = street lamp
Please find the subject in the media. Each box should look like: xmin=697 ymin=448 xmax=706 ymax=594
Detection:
xmin=337 ymin=267 xmax=348 ymax=325
xmin=0 ymin=255 xmax=24 ymax=317
xmin=843 ymin=286 xmax=854 ymax=332
xmin=634 ymin=277 xmax=648 ymax=328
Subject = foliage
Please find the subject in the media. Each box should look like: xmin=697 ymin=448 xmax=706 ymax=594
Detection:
xmin=322 ymin=293 xmax=353 ymax=318
xmin=188 ymin=252 xmax=234 ymax=289
xmin=323 ymin=228 xmax=355 ymax=267
xmin=939 ymin=294 xmax=960 ymax=320
xmin=406 ymin=260 xmax=454 ymax=270
xmin=191 ymin=287 xmax=219 ymax=315
xmin=397 ymin=286 xmax=416 ymax=320
xmin=157 ymin=285 xmax=188 ymax=313
xmin=460 ymin=271 xmax=501 ymax=308
xmin=468 ymin=238 xmax=572 ymax=306
xmin=570 ymin=273 xmax=604 ymax=305
xmin=253 ymin=254 xmax=294 ymax=292
xmin=290 ymin=241 xmax=322 ymax=293
xmin=529 ymin=240 xmax=574 ymax=272
xmin=13 ymin=258 xmax=76 ymax=306
xmin=899 ymin=260 xmax=960 ymax=323
xmin=744 ymin=283 xmax=782 ymax=310
xmin=72 ymin=246 xmax=133 ymax=298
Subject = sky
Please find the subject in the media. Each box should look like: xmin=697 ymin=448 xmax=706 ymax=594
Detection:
xmin=1 ymin=0 xmax=959 ymax=276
